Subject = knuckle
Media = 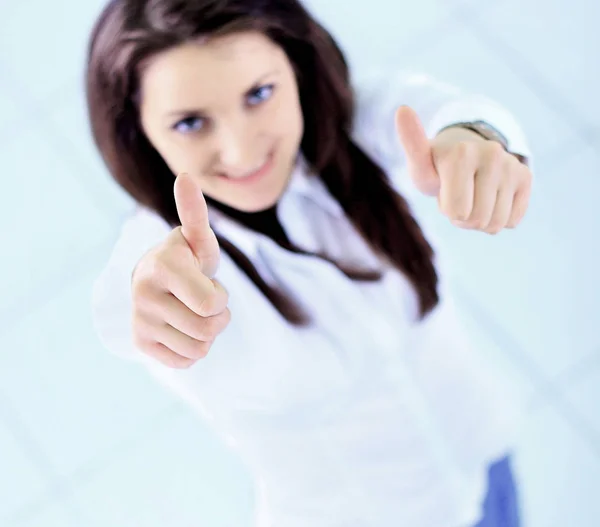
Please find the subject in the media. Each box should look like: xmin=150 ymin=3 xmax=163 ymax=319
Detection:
xmin=203 ymin=309 xmax=231 ymax=339
xmin=485 ymin=140 xmax=505 ymax=159
xmin=197 ymin=294 xmax=216 ymax=317
xmin=519 ymin=166 xmax=533 ymax=188
xmin=505 ymin=153 xmax=522 ymax=170
xmin=509 ymin=153 xmax=526 ymax=170
xmin=153 ymin=244 xmax=191 ymax=279
xmin=133 ymin=255 xmax=169 ymax=292
xmin=198 ymin=289 xmax=224 ymax=317
xmin=148 ymin=250 xmax=175 ymax=280
xmin=506 ymin=162 xmax=524 ymax=185
xmin=201 ymin=316 xmax=222 ymax=339
xmin=453 ymin=141 xmax=473 ymax=161
xmin=168 ymin=354 xmax=197 ymax=369
xmin=188 ymin=340 xmax=211 ymax=360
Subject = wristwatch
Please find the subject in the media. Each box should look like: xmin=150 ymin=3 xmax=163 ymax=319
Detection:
xmin=441 ymin=120 xmax=529 ymax=166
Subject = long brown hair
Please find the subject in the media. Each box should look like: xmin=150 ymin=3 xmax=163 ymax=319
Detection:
xmin=86 ymin=0 xmax=439 ymax=325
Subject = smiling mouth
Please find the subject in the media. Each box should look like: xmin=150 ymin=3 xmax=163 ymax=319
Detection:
xmin=218 ymin=150 xmax=275 ymax=184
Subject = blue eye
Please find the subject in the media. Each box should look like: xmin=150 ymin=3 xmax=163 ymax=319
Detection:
xmin=247 ymin=84 xmax=274 ymax=106
xmin=173 ymin=116 xmax=205 ymax=134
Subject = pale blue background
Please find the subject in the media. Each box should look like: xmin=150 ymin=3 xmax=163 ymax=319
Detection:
xmin=0 ymin=0 xmax=598 ymax=525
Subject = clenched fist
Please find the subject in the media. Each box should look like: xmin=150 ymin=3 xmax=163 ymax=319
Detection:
xmin=131 ymin=173 xmax=230 ymax=369
xmin=396 ymin=106 xmax=532 ymax=234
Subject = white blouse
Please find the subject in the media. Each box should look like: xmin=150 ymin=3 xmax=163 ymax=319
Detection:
xmin=92 ymin=70 xmax=532 ymax=527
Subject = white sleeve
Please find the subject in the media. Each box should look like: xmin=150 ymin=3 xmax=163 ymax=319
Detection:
xmin=91 ymin=207 xmax=172 ymax=362
xmin=350 ymin=73 xmax=529 ymax=460
xmin=351 ymin=69 xmax=533 ymax=197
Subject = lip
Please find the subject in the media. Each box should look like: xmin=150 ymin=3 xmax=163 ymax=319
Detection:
xmin=219 ymin=151 xmax=274 ymax=185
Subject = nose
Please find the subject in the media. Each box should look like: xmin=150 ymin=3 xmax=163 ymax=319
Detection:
xmin=214 ymin=120 xmax=260 ymax=178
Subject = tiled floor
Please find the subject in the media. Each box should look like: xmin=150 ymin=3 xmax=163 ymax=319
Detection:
xmin=1 ymin=0 xmax=598 ymax=525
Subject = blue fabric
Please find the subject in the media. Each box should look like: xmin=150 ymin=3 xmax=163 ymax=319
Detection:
xmin=474 ymin=456 xmax=521 ymax=527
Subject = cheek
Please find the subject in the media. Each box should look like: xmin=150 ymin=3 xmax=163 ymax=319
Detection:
xmin=288 ymin=93 xmax=304 ymax=146
xmin=267 ymin=89 xmax=304 ymax=143
xmin=274 ymin=109 xmax=303 ymax=155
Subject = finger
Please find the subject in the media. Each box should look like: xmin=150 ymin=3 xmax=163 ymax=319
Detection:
xmin=438 ymin=142 xmax=476 ymax=221
xmin=154 ymin=323 xmax=213 ymax=361
xmin=140 ymin=341 xmax=197 ymax=369
xmin=151 ymin=293 xmax=231 ymax=342
xmin=466 ymin=160 xmax=502 ymax=229
xmin=174 ymin=173 xmax=211 ymax=245
xmin=507 ymin=177 xmax=532 ymax=228
xmin=395 ymin=106 xmax=439 ymax=196
xmin=167 ymin=265 xmax=229 ymax=318
xmin=169 ymin=276 xmax=229 ymax=317
xmin=484 ymin=186 xmax=514 ymax=234
xmin=174 ymin=173 xmax=220 ymax=276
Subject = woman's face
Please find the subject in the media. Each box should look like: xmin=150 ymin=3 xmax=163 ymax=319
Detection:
xmin=139 ymin=31 xmax=304 ymax=212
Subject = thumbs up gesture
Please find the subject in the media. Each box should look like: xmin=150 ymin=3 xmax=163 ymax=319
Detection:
xmin=131 ymin=174 xmax=230 ymax=369
xmin=395 ymin=106 xmax=532 ymax=234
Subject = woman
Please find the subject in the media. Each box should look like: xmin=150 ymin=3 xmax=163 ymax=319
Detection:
xmin=88 ymin=0 xmax=532 ymax=525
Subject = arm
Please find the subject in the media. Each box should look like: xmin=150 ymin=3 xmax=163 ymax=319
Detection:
xmin=351 ymin=70 xmax=532 ymax=196
xmin=352 ymin=69 xmax=533 ymax=236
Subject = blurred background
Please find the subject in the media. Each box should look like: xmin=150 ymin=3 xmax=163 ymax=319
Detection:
xmin=0 ymin=0 xmax=598 ymax=525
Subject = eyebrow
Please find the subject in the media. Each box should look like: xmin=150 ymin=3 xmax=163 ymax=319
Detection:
xmin=165 ymin=69 xmax=280 ymax=118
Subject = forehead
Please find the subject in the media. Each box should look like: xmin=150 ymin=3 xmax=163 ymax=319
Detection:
xmin=139 ymin=31 xmax=285 ymax=111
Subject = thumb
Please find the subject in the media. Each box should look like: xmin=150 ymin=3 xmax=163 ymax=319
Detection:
xmin=174 ymin=173 xmax=220 ymax=276
xmin=395 ymin=106 xmax=440 ymax=196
